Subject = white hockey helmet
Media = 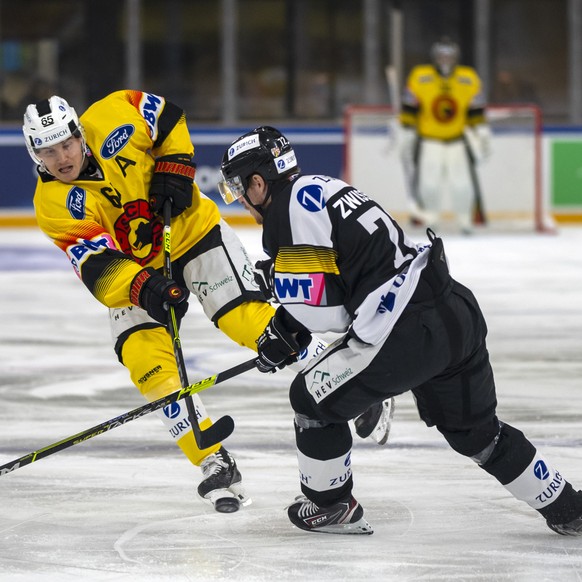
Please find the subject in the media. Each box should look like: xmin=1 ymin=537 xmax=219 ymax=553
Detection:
xmin=23 ymin=96 xmax=85 ymax=167
xmin=430 ymin=37 xmax=460 ymax=76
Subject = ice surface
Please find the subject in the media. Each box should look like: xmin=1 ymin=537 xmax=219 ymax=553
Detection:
xmin=1 ymin=225 xmax=581 ymax=581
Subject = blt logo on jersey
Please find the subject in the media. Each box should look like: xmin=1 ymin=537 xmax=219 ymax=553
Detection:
xmin=274 ymin=273 xmax=325 ymax=305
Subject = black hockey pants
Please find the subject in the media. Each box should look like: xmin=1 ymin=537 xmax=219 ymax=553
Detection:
xmin=290 ymin=238 xmax=504 ymax=505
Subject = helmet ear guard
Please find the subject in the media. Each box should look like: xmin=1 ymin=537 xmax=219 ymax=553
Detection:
xmin=22 ymin=95 xmax=86 ymax=168
xmin=218 ymin=126 xmax=299 ymax=205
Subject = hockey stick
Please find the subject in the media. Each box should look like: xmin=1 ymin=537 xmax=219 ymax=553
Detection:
xmin=162 ymin=200 xmax=235 ymax=449
xmin=0 ymin=358 xmax=256 ymax=477
xmin=463 ymin=135 xmax=488 ymax=225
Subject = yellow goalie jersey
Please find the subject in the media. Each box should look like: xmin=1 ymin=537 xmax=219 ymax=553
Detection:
xmin=399 ymin=64 xmax=486 ymax=140
xmin=33 ymin=90 xmax=221 ymax=308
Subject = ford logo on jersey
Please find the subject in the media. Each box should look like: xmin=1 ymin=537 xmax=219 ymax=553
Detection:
xmin=297 ymin=184 xmax=326 ymax=212
xmin=100 ymin=124 xmax=135 ymax=159
xmin=67 ymin=186 xmax=86 ymax=219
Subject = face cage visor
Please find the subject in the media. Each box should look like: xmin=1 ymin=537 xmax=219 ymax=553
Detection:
xmin=433 ymin=45 xmax=458 ymax=76
xmin=218 ymin=173 xmax=246 ymax=204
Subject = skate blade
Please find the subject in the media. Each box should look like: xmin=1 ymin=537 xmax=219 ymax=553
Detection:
xmin=370 ymin=398 xmax=395 ymax=446
xmin=298 ymin=517 xmax=374 ymax=535
xmin=229 ymin=481 xmax=253 ymax=507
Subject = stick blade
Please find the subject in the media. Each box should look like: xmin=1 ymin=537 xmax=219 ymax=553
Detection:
xmin=197 ymin=414 xmax=235 ymax=450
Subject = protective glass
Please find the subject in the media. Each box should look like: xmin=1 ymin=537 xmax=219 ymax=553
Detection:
xmin=218 ymin=174 xmax=245 ymax=204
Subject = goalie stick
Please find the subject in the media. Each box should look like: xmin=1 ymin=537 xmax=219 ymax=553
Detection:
xmin=162 ymin=200 xmax=235 ymax=449
xmin=0 ymin=358 xmax=256 ymax=477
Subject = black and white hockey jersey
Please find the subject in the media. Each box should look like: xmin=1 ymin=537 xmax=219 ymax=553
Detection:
xmin=262 ymin=175 xmax=431 ymax=345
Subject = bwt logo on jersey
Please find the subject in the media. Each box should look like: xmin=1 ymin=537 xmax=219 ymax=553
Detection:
xmin=100 ymin=124 xmax=135 ymax=159
xmin=297 ymin=184 xmax=326 ymax=212
xmin=275 ymin=272 xmax=325 ymax=305
xmin=67 ymin=233 xmax=117 ymax=276
xmin=67 ymin=186 xmax=86 ymax=219
xmin=139 ymin=92 xmax=163 ymax=140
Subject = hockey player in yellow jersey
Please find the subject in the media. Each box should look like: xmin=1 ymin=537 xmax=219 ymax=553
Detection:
xmin=399 ymin=37 xmax=491 ymax=233
xmin=22 ymin=90 xmax=392 ymax=512
xmin=22 ymin=90 xmax=277 ymax=512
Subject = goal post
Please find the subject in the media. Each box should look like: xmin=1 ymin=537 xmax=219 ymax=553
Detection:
xmin=343 ymin=104 xmax=554 ymax=233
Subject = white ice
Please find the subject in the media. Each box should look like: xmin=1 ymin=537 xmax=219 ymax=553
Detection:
xmin=1 ymin=224 xmax=581 ymax=582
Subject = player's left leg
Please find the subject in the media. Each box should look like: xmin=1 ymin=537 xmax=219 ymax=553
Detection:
xmin=447 ymin=141 xmax=477 ymax=233
xmin=415 ymin=282 xmax=582 ymax=535
xmin=113 ymin=318 xmax=249 ymax=512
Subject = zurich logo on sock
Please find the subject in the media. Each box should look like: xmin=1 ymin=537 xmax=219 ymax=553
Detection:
xmin=163 ymin=402 xmax=181 ymax=419
xmin=534 ymin=460 xmax=550 ymax=480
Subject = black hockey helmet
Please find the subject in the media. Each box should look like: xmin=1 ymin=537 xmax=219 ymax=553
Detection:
xmin=218 ymin=126 xmax=299 ymax=205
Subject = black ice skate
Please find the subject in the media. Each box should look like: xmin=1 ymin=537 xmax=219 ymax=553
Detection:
xmin=547 ymin=515 xmax=582 ymax=536
xmin=197 ymin=447 xmax=250 ymax=513
xmin=287 ymin=495 xmax=373 ymax=535
xmin=544 ymin=486 xmax=582 ymax=536
xmin=354 ymin=398 xmax=395 ymax=445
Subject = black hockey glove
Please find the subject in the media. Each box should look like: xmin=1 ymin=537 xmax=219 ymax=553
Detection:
xmin=149 ymin=154 xmax=196 ymax=218
xmin=254 ymin=258 xmax=275 ymax=301
xmin=130 ymin=267 xmax=189 ymax=324
xmin=256 ymin=307 xmax=312 ymax=373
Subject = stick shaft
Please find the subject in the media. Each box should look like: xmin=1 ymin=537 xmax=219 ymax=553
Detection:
xmin=162 ymin=201 xmax=235 ymax=448
xmin=0 ymin=358 xmax=255 ymax=476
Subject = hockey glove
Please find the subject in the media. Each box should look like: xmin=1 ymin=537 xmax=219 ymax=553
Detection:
xmin=130 ymin=267 xmax=189 ymax=324
xmin=254 ymin=258 xmax=275 ymax=301
xmin=149 ymin=154 xmax=196 ymax=218
xmin=256 ymin=307 xmax=312 ymax=373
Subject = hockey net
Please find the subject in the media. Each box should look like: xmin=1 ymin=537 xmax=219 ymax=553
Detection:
xmin=343 ymin=104 xmax=555 ymax=233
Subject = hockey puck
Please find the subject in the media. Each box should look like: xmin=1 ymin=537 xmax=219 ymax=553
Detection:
xmin=214 ymin=497 xmax=240 ymax=513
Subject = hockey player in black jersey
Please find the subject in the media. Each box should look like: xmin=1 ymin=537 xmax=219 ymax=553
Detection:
xmin=218 ymin=126 xmax=582 ymax=536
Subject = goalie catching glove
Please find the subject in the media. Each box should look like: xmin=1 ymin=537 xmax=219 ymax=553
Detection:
xmin=130 ymin=267 xmax=189 ymax=324
xmin=149 ymin=154 xmax=196 ymax=217
xmin=256 ymin=307 xmax=312 ymax=373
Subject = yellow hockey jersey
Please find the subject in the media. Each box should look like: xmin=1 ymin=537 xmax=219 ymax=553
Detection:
xmin=33 ymin=89 xmax=221 ymax=308
xmin=399 ymin=64 xmax=486 ymax=140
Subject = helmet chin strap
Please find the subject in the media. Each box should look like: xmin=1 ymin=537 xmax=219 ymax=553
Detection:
xmin=243 ymin=182 xmax=273 ymax=216
xmin=242 ymin=175 xmax=294 ymax=214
